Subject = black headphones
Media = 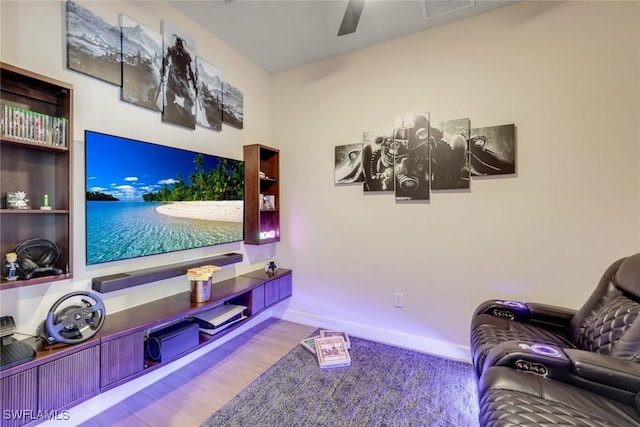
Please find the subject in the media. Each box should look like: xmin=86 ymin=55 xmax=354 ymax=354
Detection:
xmin=13 ymin=238 xmax=63 ymax=280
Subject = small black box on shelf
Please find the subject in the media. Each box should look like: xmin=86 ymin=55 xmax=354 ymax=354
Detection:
xmin=145 ymin=320 xmax=199 ymax=362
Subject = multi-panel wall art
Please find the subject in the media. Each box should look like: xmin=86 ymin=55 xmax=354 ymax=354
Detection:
xmin=65 ymin=1 xmax=243 ymax=132
xmin=334 ymin=113 xmax=516 ymax=203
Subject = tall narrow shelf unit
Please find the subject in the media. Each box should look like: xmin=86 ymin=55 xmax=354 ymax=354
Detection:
xmin=244 ymin=144 xmax=280 ymax=244
xmin=0 ymin=63 xmax=73 ymax=288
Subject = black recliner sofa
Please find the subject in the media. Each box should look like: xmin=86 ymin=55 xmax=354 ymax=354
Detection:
xmin=470 ymin=253 xmax=640 ymax=426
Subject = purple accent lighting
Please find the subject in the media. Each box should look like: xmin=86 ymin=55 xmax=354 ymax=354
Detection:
xmin=531 ymin=344 xmax=562 ymax=358
xmin=501 ymin=300 xmax=525 ymax=308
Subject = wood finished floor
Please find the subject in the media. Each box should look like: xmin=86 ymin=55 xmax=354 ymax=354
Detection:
xmin=79 ymin=319 xmax=316 ymax=427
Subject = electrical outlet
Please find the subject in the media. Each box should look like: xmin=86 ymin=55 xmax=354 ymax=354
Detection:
xmin=394 ymin=292 xmax=404 ymax=308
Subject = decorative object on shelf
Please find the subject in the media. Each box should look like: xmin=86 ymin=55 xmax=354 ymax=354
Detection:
xmin=187 ymin=265 xmax=221 ymax=303
xmin=120 ymin=14 xmax=163 ymax=112
xmin=260 ymin=194 xmax=275 ymax=211
xmin=196 ymin=57 xmax=224 ymax=131
xmin=265 ymin=261 xmax=278 ymax=275
xmin=38 ymin=291 xmax=106 ymax=345
xmin=222 ymin=81 xmax=244 ymax=129
xmin=7 ymin=191 xmax=30 ymax=210
xmin=161 ymin=20 xmax=197 ymax=129
xmin=334 ymin=143 xmax=364 ymax=184
xmin=4 ymin=252 xmax=18 ymax=281
xmin=40 ymin=193 xmax=51 ymax=211
xmin=66 ymin=1 xmax=121 ymax=86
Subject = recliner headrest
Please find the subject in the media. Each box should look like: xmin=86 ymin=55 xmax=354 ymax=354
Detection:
xmin=614 ymin=253 xmax=640 ymax=300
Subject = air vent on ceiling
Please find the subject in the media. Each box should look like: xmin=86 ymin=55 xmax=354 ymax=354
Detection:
xmin=420 ymin=0 xmax=475 ymax=21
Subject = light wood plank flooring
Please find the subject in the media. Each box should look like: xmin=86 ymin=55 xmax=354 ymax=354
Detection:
xmin=79 ymin=319 xmax=316 ymax=427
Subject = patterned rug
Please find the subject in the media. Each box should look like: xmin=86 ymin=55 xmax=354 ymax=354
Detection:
xmin=201 ymin=332 xmax=479 ymax=426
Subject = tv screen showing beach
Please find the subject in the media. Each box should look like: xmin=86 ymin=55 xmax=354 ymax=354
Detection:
xmin=85 ymin=130 xmax=244 ymax=265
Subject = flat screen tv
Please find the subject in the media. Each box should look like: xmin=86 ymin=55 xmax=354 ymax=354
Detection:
xmin=85 ymin=130 xmax=244 ymax=265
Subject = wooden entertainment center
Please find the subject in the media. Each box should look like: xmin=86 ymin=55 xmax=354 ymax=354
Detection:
xmin=0 ymin=267 xmax=292 ymax=426
xmin=0 ymin=64 xmax=290 ymax=426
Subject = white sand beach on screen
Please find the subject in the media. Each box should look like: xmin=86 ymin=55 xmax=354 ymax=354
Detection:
xmin=155 ymin=200 xmax=243 ymax=222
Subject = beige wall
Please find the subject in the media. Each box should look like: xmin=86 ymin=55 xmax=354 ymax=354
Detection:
xmin=272 ymin=1 xmax=640 ymax=359
xmin=0 ymin=1 xmax=276 ymax=334
xmin=1 ymin=0 xmax=639 ymax=361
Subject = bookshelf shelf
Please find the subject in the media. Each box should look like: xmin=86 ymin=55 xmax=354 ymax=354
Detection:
xmin=244 ymin=144 xmax=280 ymax=244
xmin=0 ymin=62 xmax=73 ymax=288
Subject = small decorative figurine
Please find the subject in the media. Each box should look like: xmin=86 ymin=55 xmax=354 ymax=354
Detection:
xmin=265 ymin=261 xmax=278 ymax=275
xmin=40 ymin=193 xmax=51 ymax=210
xmin=14 ymin=191 xmax=29 ymax=209
xmin=5 ymin=252 xmax=18 ymax=281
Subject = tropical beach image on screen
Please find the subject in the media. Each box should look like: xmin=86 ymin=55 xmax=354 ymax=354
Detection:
xmin=85 ymin=131 xmax=244 ymax=265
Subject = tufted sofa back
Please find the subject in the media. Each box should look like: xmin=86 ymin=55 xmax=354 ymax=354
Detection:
xmin=569 ymin=254 xmax=640 ymax=361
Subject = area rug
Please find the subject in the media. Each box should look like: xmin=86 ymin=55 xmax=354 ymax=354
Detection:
xmin=201 ymin=331 xmax=479 ymax=426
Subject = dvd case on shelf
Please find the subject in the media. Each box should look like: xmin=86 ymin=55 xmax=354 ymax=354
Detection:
xmin=0 ymin=104 xmax=67 ymax=147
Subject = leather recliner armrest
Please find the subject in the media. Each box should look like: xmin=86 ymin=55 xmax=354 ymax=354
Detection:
xmin=472 ymin=299 xmax=531 ymax=320
xmin=525 ymin=302 xmax=576 ymax=328
xmin=564 ymin=348 xmax=640 ymax=393
xmin=484 ymin=340 xmax=640 ymax=406
xmin=473 ymin=300 xmax=575 ymax=328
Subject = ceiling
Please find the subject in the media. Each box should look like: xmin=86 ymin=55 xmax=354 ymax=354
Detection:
xmin=168 ymin=0 xmax=518 ymax=74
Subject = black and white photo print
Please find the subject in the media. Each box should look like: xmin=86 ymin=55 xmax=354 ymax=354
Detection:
xmin=431 ymin=118 xmax=470 ymax=190
xmin=335 ymin=143 xmax=364 ymax=184
xmin=222 ymin=81 xmax=244 ymax=129
xmin=196 ymin=57 xmax=223 ymax=131
xmin=469 ymin=124 xmax=516 ymax=176
xmin=161 ymin=21 xmax=197 ymax=129
xmin=394 ymin=114 xmax=430 ymax=201
xmin=66 ymin=1 xmax=121 ymax=86
xmin=120 ymin=15 xmax=163 ymax=112
xmin=362 ymin=130 xmax=395 ymax=192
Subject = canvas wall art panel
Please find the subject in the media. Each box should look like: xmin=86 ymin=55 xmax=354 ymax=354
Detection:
xmin=469 ymin=124 xmax=516 ymax=176
xmin=431 ymin=118 xmax=470 ymax=190
xmin=120 ymin=15 xmax=163 ymax=112
xmin=334 ymin=143 xmax=364 ymax=184
xmin=66 ymin=1 xmax=121 ymax=86
xmin=222 ymin=81 xmax=244 ymax=129
xmin=362 ymin=130 xmax=395 ymax=192
xmin=161 ymin=21 xmax=197 ymax=129
xmin=196 ymin=57 xmax=223 ymax=131
xmin=394 ymin=114 xmax=430 ymax=201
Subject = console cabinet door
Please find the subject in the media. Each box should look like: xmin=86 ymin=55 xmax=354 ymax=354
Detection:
xmin=264 ymin=273 xmax=292 ymax=307
xmin=100 ymin=331 xmax=145 ymax=388
xmin=38 ymin=345 xmax=100 ymax=411
xmin=1 ymin=368 xmax=37 ymax=427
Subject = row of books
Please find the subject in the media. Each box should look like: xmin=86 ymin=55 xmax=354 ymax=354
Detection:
xmin=1 ymin=104 xmax=68 ymax=147
xmin=301 ymin=330 xmax=352 ymax=369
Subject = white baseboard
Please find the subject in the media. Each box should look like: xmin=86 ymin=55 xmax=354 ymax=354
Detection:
xmin=42 ymin=310 xmax=276 ymax=426
xmin=275 ymin=306 xmax=472 ymax=363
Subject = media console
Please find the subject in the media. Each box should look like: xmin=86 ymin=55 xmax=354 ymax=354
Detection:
xmin=0 ymin=266 xmax=293 ymax=427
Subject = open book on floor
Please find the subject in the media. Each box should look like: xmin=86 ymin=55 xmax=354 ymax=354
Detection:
xmin=314 ymin=335 xmax=351 ymax=369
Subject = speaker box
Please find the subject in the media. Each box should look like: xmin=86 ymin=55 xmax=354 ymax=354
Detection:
xmin=145 ymin=321 xmax=199 ymax=362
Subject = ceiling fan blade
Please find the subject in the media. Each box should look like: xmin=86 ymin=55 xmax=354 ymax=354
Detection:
xmin=337 ymin=0 xmax=365 ymax=36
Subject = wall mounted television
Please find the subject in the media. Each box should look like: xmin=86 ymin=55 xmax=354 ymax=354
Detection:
xmin=85 ymin=130 xmax=244 ymax=266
